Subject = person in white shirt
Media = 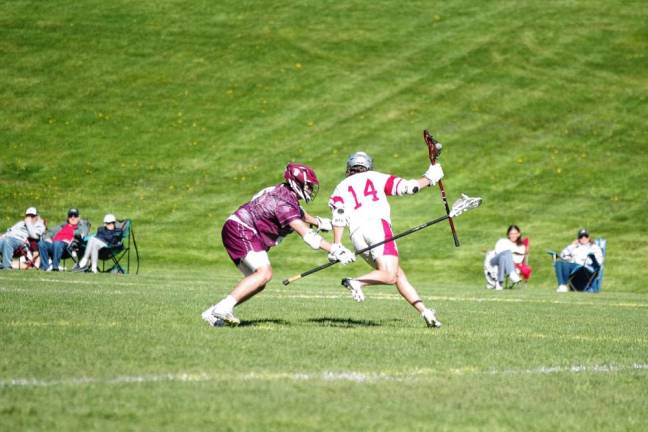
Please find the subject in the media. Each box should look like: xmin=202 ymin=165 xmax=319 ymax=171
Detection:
xmin=328 ymin=151 xmax=444 ymax=328
xmin=555 ymin=228 xmax=604 ymax=292
xmin=485 ymin=225 xmax=526 ymax=290
xmin=0 ymin=207 xmax=46 ymax=270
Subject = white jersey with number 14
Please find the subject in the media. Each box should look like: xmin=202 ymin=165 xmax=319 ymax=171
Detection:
xmin=329 ymin=171 xmax=405 ymax=235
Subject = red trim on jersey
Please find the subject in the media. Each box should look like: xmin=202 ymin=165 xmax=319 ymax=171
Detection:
xmin=384 ymin=175 xmax=397 ymax=196
xmin=330 ymin=195 xmax=344 ymax=205
xmin=381 ymin=219 xmax=398 ymax=256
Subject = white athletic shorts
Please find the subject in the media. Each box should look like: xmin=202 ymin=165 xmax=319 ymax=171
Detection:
xmin=237 ymin=250 xmax=271 ymax=276
xmin=350 ymin=218 xmax=398 ymax=268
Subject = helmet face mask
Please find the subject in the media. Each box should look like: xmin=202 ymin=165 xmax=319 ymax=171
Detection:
xmin=303 ymin=182 xmax=319 ymax=202
xmin=346 ymin=151 xmax=373 ymax=176
xmin=284 ymin=163 xmax=320 ymax=203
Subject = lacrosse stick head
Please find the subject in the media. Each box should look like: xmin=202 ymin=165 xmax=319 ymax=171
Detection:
xmin=423 ymin=130 xmax=443 ymax=163
xmin=449 ymin=194 xmax=483 ymax=217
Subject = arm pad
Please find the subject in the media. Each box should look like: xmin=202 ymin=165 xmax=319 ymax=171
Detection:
xmin=395 ymin=179 xmax=420 ymax=196
xmin=302 ymin=229 xmax=323 ymax=250
xmin=331 ymin=203 xmax=347 ymax=227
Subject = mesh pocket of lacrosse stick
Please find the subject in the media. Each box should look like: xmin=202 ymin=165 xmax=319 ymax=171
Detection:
xmin=449 ymin=194 xmax=483 ymax=217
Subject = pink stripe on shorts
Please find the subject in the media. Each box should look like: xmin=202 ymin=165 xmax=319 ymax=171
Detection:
xmin=381 ymin=219 xmax=398 ymax=257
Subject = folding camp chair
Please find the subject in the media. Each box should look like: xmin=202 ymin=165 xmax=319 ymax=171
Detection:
xmin=515 ymin=237 xmax=532 ymax=284
xmin=98 ymin=219 xmax=140 ymax=275
xmin=548 ymin=238 xmax=606 ymax=293
xmin=573 ymin=238 xmax=606 ymax=292
xmin=57 ymin=219 xmax=91 ymax=270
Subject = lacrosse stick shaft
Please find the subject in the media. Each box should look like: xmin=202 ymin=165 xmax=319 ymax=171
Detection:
xmin=282 ymin=214 xmax=449 ymax=285
xmin=424 ymin=129 xmax=460 ymax=247
xmin=436 ymin=179 xmax=460 ymax=247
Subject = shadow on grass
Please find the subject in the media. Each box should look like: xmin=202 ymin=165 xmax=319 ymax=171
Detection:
xmin=239 ymin=318 xmax=291 ymax=327
xmin=306 ymin=317 xmax=383 ymax=328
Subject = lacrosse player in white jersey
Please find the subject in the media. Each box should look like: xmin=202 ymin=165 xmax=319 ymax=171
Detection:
xmin=328 ymin=151 xmax=445 ymax=328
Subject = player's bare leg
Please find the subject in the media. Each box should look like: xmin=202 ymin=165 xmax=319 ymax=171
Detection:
xmin=394 ymin=266 xmax=441 ymax=327
xmin=353 ymin=255 xmax=399 ymax=286
xmin=344 ymin=256 xmax=441 ymax=327
xmin=211 ymin=265 xmax=272 ymax=326
xmin=229 ymin=264 xmax=272 ymax=305
xmin=341 ymin=255 xmax=397 ymax=302
xmin=203 ymin=252 xmax=272 ymax=327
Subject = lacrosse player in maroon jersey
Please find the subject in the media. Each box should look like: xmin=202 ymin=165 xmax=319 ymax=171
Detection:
xmin=202 ymin=163 xmax=355 ymax=327
xmin=328 ymin=152 xmax=444 ymax=328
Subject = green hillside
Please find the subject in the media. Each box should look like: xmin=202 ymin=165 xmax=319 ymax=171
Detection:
xmin=1 ymin=0 xmax=647 ymax=291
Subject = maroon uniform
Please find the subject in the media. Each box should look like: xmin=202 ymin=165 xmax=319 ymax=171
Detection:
xmin=221 ymin=184 xmax=303 ymax=264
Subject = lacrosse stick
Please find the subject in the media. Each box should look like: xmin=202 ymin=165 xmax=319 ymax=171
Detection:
xmin=424 ymin=130 xmax=460 ymax=247
xmin=282 ymin=194 xmax=482 ymax=285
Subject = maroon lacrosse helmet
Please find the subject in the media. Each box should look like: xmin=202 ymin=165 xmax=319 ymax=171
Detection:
xmin=284 ymin=163 xmax=320 ymax=203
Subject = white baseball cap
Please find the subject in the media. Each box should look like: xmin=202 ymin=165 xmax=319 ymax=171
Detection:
xmin=103 ymin=214 xmax=117 ymax=224
xmin=25 ymin=207 xmax=38 ymax=216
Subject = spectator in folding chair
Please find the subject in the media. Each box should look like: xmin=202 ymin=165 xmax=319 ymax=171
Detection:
xmin=38 ymin=208 xmax=90 ymax=271
xmin=553 ymin=228 xmax=604 ymax=293
xmin=484 ymin=224 xmax=530 ymax=290
xmin=0 ymin=207 xmax=46 ymax=270
xmin=73 ymin=214 xmax=123 ymax=273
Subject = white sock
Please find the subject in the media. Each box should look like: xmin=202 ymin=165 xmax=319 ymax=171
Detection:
xmin=216 ymin=295 xmax=237 ymax=312
xmin=79 ymin=258 xmax=87 ymax=267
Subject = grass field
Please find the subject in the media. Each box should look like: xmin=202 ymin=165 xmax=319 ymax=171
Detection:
xmin=1 ymin=0 xmax=648 ymax=430
xmin=1 ymin=0 xmax=647 ymax=290
xmin=1 ymin=271 xmax=647 ymax=431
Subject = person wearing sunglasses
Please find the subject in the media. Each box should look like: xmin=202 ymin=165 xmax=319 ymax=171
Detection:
xmin=38 ymin=208 xmax=89 ymax=271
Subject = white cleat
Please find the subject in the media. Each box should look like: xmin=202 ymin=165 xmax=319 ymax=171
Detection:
xmin=341 ymin=278 xmax=365 ymax=302
xmin=212 ymin=308 xmax=241 ymax=327
xmin=495 ymin=282 xmax=504 ymax=291
xmin=201 ymin=306 xmax=225 ymax=327
xmin=556 ymin=284 xmax=570 ymax=293
xmin=422 ymin=309 xmax=442 ymax=328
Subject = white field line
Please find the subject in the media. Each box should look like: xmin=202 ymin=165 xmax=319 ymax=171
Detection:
xmin=2 ymin=363 xmax=648 ymax=389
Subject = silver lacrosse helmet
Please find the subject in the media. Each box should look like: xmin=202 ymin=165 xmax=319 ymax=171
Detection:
xmin=346 ymin=151 xmax=374 ymax=174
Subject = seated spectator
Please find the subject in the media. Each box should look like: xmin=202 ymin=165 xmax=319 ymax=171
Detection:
xmin=38 ymin=208 xmax=90 ymax=271
xmin=555 ymin=228 xmax=604 ymax=293
xmin=0 ymin=207 xmax=46 ymax=270
xmin=484 ymin=224 xmax=526 ymax=290
xmin=73 ymin=214 xmax=123 ymax=273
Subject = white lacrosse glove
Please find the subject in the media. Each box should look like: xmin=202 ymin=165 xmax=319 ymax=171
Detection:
xmin=328 ymin=243 xmax=356 ymax=265
xmin=315 ymin=216 xmax=333 ymax=232
xmin=423 ymin=164 xmax=444 ymax=185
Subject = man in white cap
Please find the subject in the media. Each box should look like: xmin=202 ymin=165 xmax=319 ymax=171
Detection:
xmin=555 ymin=228 xmax=604 ymax=292
xmin=0 ymin=207 xmax=46 ymax=270
xmin=73 ymin=213 xmax=123 ymax=273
